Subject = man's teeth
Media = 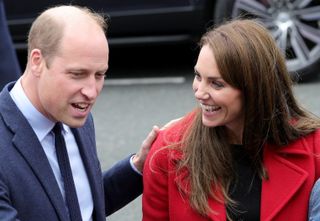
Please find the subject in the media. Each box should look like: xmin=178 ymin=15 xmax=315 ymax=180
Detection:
xmin=73 ymin=103 xmax=89 ymax=111
xmin=200 ymin=104 xmax=220 ymax=112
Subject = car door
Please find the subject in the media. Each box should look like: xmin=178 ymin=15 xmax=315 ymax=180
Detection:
xmin=4 ymin=0 xmax=212 ymax=48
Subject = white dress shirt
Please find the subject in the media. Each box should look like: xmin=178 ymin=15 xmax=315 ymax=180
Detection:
xmin=10 ymin=78 xmax=93 ymax=221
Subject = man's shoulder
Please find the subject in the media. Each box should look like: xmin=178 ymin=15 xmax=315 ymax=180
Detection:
xmin=77 ymin=113 xmax=95 ymax=133
xmin=0 ymin=82 xmax=16 ymax=106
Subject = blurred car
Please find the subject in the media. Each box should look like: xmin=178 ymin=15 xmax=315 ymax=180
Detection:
xmin=4 ymin=0 xmax=320 ymax=79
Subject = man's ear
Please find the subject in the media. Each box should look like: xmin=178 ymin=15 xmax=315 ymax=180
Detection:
xmin=29 ymin=49 xmax=45 ymax=76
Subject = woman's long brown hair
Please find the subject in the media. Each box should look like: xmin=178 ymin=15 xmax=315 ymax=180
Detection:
xmin=173 ymin=19 xmax=320 ymax=216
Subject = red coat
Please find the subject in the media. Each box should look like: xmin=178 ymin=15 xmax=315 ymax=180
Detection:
xmin=142 ymin=113 xmax=320 ymax=221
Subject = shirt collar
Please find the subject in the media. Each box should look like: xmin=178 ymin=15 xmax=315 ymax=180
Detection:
xmin=9 ymin=78 xmax=55 ymax=142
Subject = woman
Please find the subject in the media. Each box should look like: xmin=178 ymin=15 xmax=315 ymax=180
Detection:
xmin=142 ymin=19 xmax=320 ymax=221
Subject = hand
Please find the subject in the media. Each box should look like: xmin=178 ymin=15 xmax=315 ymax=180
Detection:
xmin=132 ymin=125 xmax=160 ymax=173
xmin=132 ymin=117 xmax=182 ymax=173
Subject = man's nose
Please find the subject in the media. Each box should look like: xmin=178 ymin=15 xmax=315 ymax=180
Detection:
xmin=81 ymin=77 xmax=100 ymax=100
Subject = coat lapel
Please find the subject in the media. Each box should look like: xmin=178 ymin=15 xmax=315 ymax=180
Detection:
xmin=13 ymin=129 xmax=70 ymax=221
xmin=72 ymin=125 xmax=105 ymax=221
xmin=207 ymin=190 xmax=227 ymax=221
xmin=0 ymin=86 xmax=69 ymax=221
xmin=261 ymin=142 xmax=310 ymax=220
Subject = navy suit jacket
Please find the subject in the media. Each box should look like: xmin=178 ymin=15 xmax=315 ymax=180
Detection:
xmin=0 ymin=0 xmax=21 ymax=90
xmin=0 ymin=82 xmax=142 ymax=221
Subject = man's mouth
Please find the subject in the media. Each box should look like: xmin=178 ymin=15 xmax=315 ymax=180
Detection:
xmin=72 ymin=103 xmax=90 ymax=112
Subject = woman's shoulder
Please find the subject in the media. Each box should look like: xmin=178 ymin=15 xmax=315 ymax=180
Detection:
xmin=149 ymin=111 xmax=196 ymax=161
xmin=301 ymin=128 xmax=320 ymax=147
xmin=314 ymin=128 xmax=320 ymax=141
xmin=159 ymin=110 xmax=196 ymax=143
xmin=266 ymin=128 xmax=320 ymax=156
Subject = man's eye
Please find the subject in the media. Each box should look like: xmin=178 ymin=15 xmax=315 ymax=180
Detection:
xmin=70 ymin=72 xmax=83 ymax=77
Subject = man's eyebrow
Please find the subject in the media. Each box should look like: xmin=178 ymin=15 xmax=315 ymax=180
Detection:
xmin=66 ymin=68 xmax=87 ymax=72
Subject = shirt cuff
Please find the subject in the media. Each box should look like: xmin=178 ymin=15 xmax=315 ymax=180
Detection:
xmin=130 ymin=155 xmax=142 ymax=176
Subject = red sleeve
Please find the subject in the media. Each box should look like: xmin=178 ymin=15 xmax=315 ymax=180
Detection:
xmin=142 ymin=130 xmax=171 ymax=221
xmin=142 ymin=111 xmax=196 ymax=221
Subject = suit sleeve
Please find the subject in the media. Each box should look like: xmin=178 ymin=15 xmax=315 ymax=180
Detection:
xmin=314 ymin=129 xmax=320 ymax=178
xmin=0 ymin=169 xmax=21 ymax=221
xmin=142 ymin=131 xmax=170 ymax=221
xmin=103 ymin=155 xmax=142 ymax=216
xmin=309 ymin=179 xmax=320 ymax=221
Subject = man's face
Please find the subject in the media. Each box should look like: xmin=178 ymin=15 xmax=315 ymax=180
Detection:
xmin=36 ymin=25 xmax=109 ymax=127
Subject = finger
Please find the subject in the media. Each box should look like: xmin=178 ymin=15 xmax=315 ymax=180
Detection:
xmin=141 ymin=125 xmax=159 ymax=148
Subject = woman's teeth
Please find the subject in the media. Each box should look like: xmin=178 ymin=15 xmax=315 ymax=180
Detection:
xmin=200 ymin=103 xmax=220 ymax=112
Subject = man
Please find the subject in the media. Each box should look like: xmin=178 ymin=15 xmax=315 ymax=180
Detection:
xmin=309 ymin=179 xmax=320 ymax=221
xmin=0 ymin=5 xmax=158 ymax=221
xmin=0 ymin=0 xmax=21 ymax=89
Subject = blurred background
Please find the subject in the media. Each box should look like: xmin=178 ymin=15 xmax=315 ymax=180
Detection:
xmin=5 ymin=0 xmax=320 ymax=80
xmin=3 ymin=0 xmax=320 ymax=220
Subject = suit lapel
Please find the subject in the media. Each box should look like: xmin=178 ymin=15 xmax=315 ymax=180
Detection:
xmin=13 ymin=129 xmax=70 ymax=221
xmin=0 ymin=86 xmax=69 ymax=221
xmin=72 ymin=126 xmax=105 ymax=221
xmin=261 ymin=143 xmax=309 ymax=220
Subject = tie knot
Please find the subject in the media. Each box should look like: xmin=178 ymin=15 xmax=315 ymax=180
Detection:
xmin=53 ymin=122 xmax=63 ymax=134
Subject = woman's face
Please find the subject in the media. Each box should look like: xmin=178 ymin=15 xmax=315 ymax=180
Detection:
xmin=193 ymin=45 xmax=244 ymax=140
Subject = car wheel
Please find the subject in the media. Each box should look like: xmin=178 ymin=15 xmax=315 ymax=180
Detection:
xmin=214 ymin=0 xmax=320 ymax=80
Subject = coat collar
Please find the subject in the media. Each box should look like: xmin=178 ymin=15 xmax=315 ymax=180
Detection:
xmin=72 ymin=126 xmax=106 ymax=220
xmin=261 ymin=141 xmax=310 ymax=220
xmin=0 ymin=83 xmax=70 ymax=220
xmin=201 ymin=138 xmax=312 ymax=221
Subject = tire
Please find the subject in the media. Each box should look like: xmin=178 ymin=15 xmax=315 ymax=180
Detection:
xmin=214 ymin=0 xmax=320 ymax=80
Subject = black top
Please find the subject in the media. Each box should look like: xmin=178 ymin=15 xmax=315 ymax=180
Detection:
xmin=226 ymin=145 xmax=262 ymax=221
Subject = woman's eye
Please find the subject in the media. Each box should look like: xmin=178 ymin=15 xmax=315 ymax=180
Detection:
xmin=194 ymin=73 xmax=201 ymax=81
xmin=212 ymin=81 xmax=224 ymax=89
xmin=96 ymin=73 xmax=106 ymax=79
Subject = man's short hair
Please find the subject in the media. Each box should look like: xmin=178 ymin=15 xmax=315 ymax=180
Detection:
xmin=27 ymin=5 xmax=108 ymax=67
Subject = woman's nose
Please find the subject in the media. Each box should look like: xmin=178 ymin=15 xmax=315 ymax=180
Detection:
xmin=193 ymin=82 xmax=209 ymax=100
